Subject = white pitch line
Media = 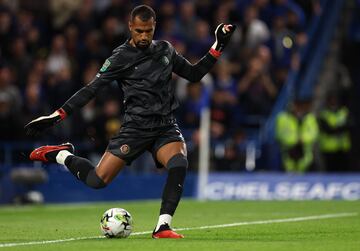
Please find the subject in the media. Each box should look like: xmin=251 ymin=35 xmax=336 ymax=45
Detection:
xmin=173 ymin=212 xmax=358 ymax=231
xmin=0 ymin=212 xmax=357 ymax=248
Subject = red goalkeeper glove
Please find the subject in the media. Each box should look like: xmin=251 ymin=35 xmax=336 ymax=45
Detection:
xmin=209 ymin=23 xmax=236 ymax=58
xmin=24 ymin=108 xmax=67 ymax=136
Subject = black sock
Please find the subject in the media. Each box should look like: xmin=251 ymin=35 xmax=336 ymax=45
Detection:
xmin=65 ymin=155 xmax=93 ymax=181
xmin=65 ymin=155 xmax=106 ymax=189
xmin=160 ymin=154 xmax=187 ymax=216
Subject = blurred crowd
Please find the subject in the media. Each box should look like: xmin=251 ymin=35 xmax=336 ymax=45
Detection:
xmin=0 ymin=0 xmax=335 ymax=172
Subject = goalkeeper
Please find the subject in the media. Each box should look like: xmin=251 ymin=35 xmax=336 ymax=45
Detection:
xmin=25 ymin=5 xmax=235 ymax=239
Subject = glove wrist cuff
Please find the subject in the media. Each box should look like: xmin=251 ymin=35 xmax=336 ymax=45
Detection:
xmin=209 ymin=48 xmax=221 ymax=58
xmin=57 ymin=108 xmax=67 ymax=120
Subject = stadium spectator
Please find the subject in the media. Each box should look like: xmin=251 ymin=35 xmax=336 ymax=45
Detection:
xmin=176 ymin=1 xmax=198 ymax=44
xmin=212 ymin=128 xmax=248 ymax=172
xmin=0 ymin=91 xmax=23 ymax=140
xmin=66 ymin=0 xmax=97 ymax=39
xmin=275 ymin=97 xmax=319 ymax=172
xmin=63 ymin=24 xmax=80 ymax=61
xmin=25 ymin=25 xmax=42 ymax=56
xmin=78 ymin=29 xmax=108 ymax=74
xmin=69 ymin=61 xmax=98 ymax=144
xmin=177 ymin=81 xmax=208 ymax=130
xmin=100 ymin=15 xmax=128 ymax=55
xmin=87 ymin=98 xmax=122 ymax=155
xmin=16 ymin=9 xmax=35 ymax=37
xmin=213 ymin=0 xmax=234 ymax=26
xmin=252 ymin=0 xmax=272 ymax=26
xmin=50 ymin=0 xmax=82 ymax=29
xmin=213 ymin=139 xmax=243 ymax=171
xmin=187 ymin=19 xmax=213 ymax=58
xmin=22 ymin=72 xmax=49 ymax=124
xmin=8 ymin=36 xmax=32 ymax=89
xmin=0 ymin=65 xmax=22 ymax=112
xmin=238 ymin=56 xmax=277 ymax=116
xmin=46 ymin=34 xmax=71 ymax=75
xmin=156 ymin=0 xmax=176 ymax=31
xmin=100 ymin=0 xmax=130 ymax=23
xmin=0 ymin=65 xmax=23 ymax=140
xmin=239 ymin=5 xmax=270 ymax=51
xmin=0 ymin=7 xmax=16 ymax=58
xmin=318 ymin=92 xmax=352 ymax=172
xmin=267 ymin=14 xmax=295 ymax=70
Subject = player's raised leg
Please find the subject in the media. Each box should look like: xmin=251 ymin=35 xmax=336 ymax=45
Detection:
xmin=30 ymin=144 xmax=126 ymax=188
xmin=152 ymin=141 xmax=187 ymax=239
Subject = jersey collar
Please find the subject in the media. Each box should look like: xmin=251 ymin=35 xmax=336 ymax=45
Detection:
xmin=125 ymin=39 xmax=155 ymax=54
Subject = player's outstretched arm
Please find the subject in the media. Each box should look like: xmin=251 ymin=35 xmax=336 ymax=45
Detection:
xmin=25 ymin=52 xmax=123 ymax=137
xmin=24 ymin=83 xmax=99 ymax=136
xmin=172 ymin=23 xmax=236 ymax=83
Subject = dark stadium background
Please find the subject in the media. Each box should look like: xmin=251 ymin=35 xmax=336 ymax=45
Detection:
xmin=0 ymin=0 xmax=359 ymax=204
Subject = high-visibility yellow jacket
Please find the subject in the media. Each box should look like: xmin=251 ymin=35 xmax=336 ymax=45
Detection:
xmin=276 ymin=111 xmax=319 ymax=172
xmin=319 ymin=107 xmax=351 ymax=153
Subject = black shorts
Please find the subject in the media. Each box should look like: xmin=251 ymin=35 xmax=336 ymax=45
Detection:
xmin=106 ymin=124 xmax=185 ymax=168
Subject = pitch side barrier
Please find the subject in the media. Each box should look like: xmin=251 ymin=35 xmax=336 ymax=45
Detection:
xmin=2 ymin=170 xmax=359 ymax=204
xmin=200 ymin=173 xmax=360 ymax=201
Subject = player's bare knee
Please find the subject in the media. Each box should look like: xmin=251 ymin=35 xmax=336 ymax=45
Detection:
xmin=86 ymin=170 xmax=107 ymax=189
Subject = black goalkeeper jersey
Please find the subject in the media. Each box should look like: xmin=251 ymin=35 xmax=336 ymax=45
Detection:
xmin=61 ymin=39 xmax=217 ymax=128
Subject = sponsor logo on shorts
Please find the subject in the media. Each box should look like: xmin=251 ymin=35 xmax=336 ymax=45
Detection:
xmin=120 ymin=144 xmax=130 ymax=155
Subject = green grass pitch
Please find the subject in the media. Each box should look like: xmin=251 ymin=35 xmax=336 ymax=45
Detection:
xmin=0 ymin=200 xmax=359 ymax=251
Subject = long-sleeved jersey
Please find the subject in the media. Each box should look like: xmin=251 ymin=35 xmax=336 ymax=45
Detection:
xmin=61 ymin=39 xmax=217 ymax=128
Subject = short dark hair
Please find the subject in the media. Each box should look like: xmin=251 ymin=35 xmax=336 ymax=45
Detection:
xmin=130 ymin=5 xmax=156 ymax=22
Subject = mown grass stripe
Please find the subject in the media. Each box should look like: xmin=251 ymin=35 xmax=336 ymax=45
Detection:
xmin=0 ymin=212 xmax=357 ymax=248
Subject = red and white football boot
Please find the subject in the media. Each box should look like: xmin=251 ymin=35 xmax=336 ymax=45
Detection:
xmin=29 ymin=143 xmax=74 ymax=162
xmin=152 ymin=224 xmax=184 ymax=239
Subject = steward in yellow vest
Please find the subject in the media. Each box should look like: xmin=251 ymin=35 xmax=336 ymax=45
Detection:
xmin=276 ymin=98 xmax=319 ymax=172
xmin=318 ymin=94 xmax=351 ymax=172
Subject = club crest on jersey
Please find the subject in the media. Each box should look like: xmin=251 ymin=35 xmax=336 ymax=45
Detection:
xmin=161 ymin=56 xmax=169 ymax=66
xmin=120 ymin=144 xmax=130 ymax=155
xmin=100 ymin=59 xmax=111 ymax=72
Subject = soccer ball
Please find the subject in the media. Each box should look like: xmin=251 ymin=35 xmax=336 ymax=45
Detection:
xmin=100 ymin=208 xmax=133 ymax=238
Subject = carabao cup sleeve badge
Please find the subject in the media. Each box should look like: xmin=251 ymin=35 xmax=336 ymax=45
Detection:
xmin=100 ymin=59 xmax=111 ymax=72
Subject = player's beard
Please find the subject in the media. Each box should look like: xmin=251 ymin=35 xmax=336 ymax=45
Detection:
xmin=136 ymin=39 xmax=151 ymax=50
